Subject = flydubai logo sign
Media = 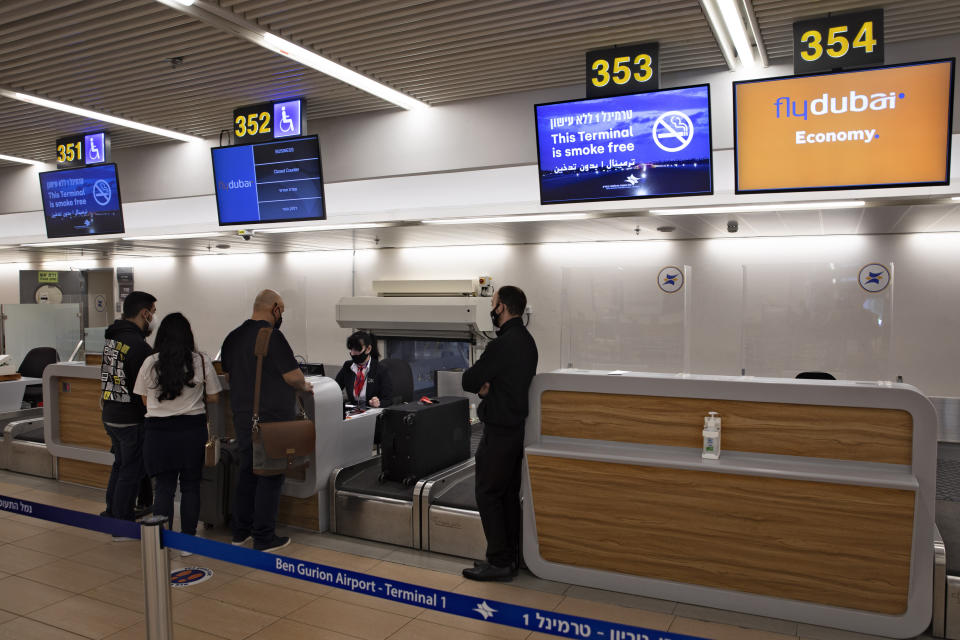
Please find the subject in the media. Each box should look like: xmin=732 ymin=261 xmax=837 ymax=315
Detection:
xmin=775 ymin=90 xmax=904 ymax=146
xmin=217 ymin=179 xmax=253 ymax=191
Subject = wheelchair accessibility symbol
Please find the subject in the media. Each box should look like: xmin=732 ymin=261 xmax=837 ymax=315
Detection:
xmin=653 ymin=111 xmax=694 ymax=153
xmin=273 ymin=99 xmax=301 ymax=138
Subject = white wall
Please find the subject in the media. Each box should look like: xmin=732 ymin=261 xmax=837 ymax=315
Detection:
xmin=2 ymin=230 xmax=958 ymax=396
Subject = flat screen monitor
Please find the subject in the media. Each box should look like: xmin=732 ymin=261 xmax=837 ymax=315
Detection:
xmin=534 ymin=85 xmax=713 ymax=204
xmin=734 ymin=59 xmax=955 ymax=193
xmin=212 ymin=135 xmax=326 ymax=226
xmin=38 ymin=163 xmax=125 ymax=238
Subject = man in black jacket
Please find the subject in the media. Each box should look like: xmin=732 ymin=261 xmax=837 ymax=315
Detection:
xmin=221 ymin=289 xmax=312 ymax=553
xmin=461 ymin=285 xmax=538 ymax=581
xmin=101 ymin=291 xmax=156 ymax=525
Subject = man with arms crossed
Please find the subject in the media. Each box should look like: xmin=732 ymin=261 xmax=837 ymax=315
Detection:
xmin=221 ymin=290 xmax=312 ymax=552
xmin=461 ymin=285 xmax=538 ymax=581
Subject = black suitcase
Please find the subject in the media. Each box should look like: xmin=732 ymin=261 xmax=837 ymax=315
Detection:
xmin=199 ymin=439 xmax=235 ymax=528
xmin=379 ymin=397 xmax=470 ymax=485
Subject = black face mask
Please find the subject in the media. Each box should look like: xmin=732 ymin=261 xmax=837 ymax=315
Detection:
xmin=351 ymin=351 xmax=368 ymax=365
xmin=490 ymin=304 xmax=502 ymax=328
xmin=273 ymin=312 xmax=283 ymax=330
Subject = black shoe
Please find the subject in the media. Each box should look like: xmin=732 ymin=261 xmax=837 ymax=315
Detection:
xmin=231 ymin=533 xmax=252 ymax=546
xmin=254 ymin=535 xmax=290 ymax=553
xmin=462 ymin=562 xmax=517 ymax=582
xmin=99 ymin=510 xmax=113 ymax=518
xmin=134 ymin=505 xmax=152 ymax=518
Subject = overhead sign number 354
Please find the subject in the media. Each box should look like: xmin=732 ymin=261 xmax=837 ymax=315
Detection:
xmin=591 ymin=54 xmax=653 ymax=88
xmin=234 ymin=110 xmax=272 ymax=138
xmin=800 ymin=21 xmax=877 ymax=62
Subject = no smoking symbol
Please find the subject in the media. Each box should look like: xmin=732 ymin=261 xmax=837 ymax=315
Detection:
xmin=653 ymin=111 xmax=694 ymax=153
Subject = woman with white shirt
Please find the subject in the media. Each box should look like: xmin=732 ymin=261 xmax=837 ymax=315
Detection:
xmin=134 ymin=312 xmax=221 ymax=542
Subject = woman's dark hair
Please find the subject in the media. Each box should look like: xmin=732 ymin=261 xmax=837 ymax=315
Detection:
xmin=346 ymin=330 xmax=380 ymax=359
xmin=152 ymin=312 xmax=197 ymax=401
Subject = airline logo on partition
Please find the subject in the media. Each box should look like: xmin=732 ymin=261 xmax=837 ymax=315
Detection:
xmin=858 ymin=263 xmax=890 ymax=293
xmin=775 ymin=90 xmax=902 ymax=146
xmin=658 ymin=266 xmax=684 ymax=293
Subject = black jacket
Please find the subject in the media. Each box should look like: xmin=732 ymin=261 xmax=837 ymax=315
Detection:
xmin=335 ymin=357 xmax=395 ymax=407
xmin=100 ymin=319 xmax=152 ymax=424
xmin=462 ymin=317 xmax=538 ymax=427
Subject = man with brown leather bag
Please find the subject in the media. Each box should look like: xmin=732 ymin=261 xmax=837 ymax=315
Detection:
xmin=220 ymin=290 xmax=312 ymax=552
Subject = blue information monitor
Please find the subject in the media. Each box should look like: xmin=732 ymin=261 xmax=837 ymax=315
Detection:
xmin=212 ymin=135 xmax=326 ymax=225
xmin=38 ymin=163 xmax=125 ymax=238
xmin=534 ymin=85 xmax=713 ymax=204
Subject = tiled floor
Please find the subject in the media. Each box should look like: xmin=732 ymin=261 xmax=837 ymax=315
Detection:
xmin=0 ymin=470 xmax=939 ymax=640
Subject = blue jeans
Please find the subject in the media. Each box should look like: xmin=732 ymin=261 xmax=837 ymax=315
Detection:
xmin=104 ymin=424 xmax=145 ymax=521
xmin=232 ymin=412 xmax=284 ymax=545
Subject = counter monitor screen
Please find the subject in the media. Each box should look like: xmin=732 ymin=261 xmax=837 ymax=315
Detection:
xmin=734 ymin=59 xmax=955 ymax=193
xmin=38 ymin=163 xmax=125 ymax=238
xmin=212 ymin=135 xmax=326 ymax=225
xmin=534 ymin=85 xmax=713 ymax=204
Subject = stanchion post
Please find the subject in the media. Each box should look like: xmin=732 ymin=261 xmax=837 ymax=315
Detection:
xmin=140 ymin=515 xmax=173 ymax=640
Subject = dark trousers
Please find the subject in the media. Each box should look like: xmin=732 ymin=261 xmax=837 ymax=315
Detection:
xmin=474 ymin=423 xmax=525 ymax=568
xmin=153 ymin=467 xmax=202 ymax=535
xmin=104 ymin=424 xmax=145 ymax=521
xmin=232 ymin=412 xmax=284 ymax=545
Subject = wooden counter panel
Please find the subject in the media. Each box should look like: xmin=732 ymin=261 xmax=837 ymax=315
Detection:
xmin=540 ymin=390 xmax=912 ymax=464
xmin=57 ymin=378 xmax=110 ymax=451
xmin=528 ymin=455 xmax=914 ymax=615
xmin=59 ymin=458 xmax=111 ymax=489
xmin=278 ymin=493 xmax=320 ymax=531
xmin=58 ymin=377 xmax=111 ymax=450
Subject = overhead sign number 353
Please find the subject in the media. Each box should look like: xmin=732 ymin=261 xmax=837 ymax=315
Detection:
xmin=234 ymin=110 xmax=272 ymax=138
xmin=591 ymin=54 xmax=653 ymax=88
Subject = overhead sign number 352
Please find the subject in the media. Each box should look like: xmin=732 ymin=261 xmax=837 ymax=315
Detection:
xmin=591 ymin=54 xmax=653 ymax=88
xmin=800 ymin=21 xmax=877 ymax=62
xmin=234 ymin=111 xmax=272 ymax=138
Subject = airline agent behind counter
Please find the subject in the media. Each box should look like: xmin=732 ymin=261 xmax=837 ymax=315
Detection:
xmin=335 ymin=330 xmax=395 ymax=408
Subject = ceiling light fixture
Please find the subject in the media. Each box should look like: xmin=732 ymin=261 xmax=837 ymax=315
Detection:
xmin=952 ymin=196 xmax=960 ymax=202
xmin=262 ymin=33 xmax=428 ymax=111
xmin=21 ymin=238 xmax=112 ymax=247
xmin=650 ymin=201 xmax=866 ymax=215
xmin=422 ymin=213 xmax=592 ymax=225
xmin=122 ymin=232 xmax=222 ymax=240
xmin=0 ymin=152 xmax=45 ymax=167
xmin=258 ymin=223 xmax=388 ymax=234
xmin=153 ymin=0 xmax=427 ymax=111
xmin=699 ymin=0 xmax=765 ymax=70
xmin=0 ymin=89 xmax=203 ymax=143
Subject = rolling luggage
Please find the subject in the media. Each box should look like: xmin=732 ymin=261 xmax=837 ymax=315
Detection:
xmin=198 ymin=439 xmax=236 ymax=528
xmin=379 ymin=397 xmax=470 ymax=486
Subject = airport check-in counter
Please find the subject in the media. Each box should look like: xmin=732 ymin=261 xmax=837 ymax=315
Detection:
xmin=42 ymin=364 xmax=378 ymax=531
xmin=522 ymin=370 xmax=937 ymax=639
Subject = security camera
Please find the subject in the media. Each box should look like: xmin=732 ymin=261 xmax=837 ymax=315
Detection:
xmin=727 ymin=220 xmax=739 ymax=233
xmin=237 ymin=230 xmax=254 ymax=241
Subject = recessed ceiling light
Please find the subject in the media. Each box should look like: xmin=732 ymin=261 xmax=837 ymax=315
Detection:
xmin=421 ymin=213 xmax=591 ymax=225
xmin=21 ymin=238 xmax=112 ymax=247
xmin=215 ymin=244 xmax=230 ymax=249
xmin=650 ymin=201 xmax=865 ymax=215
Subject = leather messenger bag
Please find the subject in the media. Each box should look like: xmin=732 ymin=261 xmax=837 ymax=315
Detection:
xmin=251 ymin=327 xmax=315 ymax=476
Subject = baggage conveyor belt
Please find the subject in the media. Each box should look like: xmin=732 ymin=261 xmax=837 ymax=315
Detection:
xmin=329 ymin=423 xmax=485 ymax=559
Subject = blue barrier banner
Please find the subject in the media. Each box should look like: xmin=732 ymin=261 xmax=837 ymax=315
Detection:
xmin=0 ymin=493 xmax=139 ymax=539
xmin=165 ymin=530 xmax=703 ymax=640
xmin=0 ymin=492 xmax=707 ymax=640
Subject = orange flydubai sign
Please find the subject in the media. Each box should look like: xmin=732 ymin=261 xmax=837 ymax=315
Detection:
xmin=734 ymin=59 xmax=954 ymax=193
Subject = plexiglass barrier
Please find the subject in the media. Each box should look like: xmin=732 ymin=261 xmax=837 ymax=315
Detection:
xmin=0 ymin=303 xmax=83 ymax=369
xmin=84 ymin=326 xmax=109 ymax=361
xmin=740 ymin=263 xmax=894 ymax=381
xmin=560 ymin=265 xmax=690 ymax=373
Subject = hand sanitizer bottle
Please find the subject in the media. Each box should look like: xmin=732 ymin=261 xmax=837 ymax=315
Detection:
xmin=702 ymin=411 xmax=721 ymax=459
